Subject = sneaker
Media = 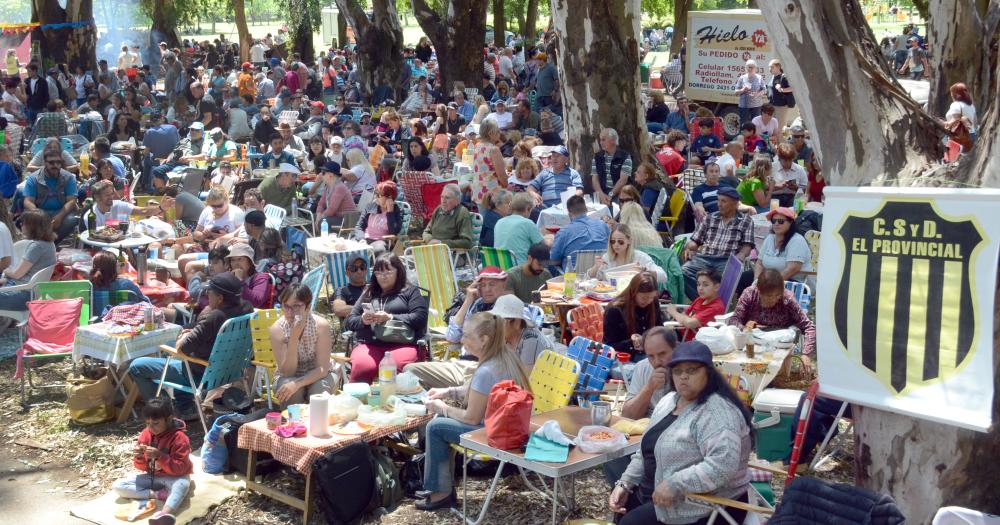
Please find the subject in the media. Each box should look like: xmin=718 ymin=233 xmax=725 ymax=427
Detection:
xmin=148 ymin=511 xmax=176 ymax=525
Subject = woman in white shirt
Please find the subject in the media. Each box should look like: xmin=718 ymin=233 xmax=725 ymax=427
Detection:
xmin=341 ymin=147 xmax=375 ymax=198
xmin=944 ymin=82 xmax=977 ymax=142
xmin=588 ymin=224 xmax=668 ymax=284
xmin=754 ymin=207 xmax=812 ymax=282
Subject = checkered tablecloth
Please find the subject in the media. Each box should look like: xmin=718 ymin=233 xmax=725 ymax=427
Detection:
xmin=73 ymin=322 xmax=182 ymax=367
xmin=238 ymin=415 xmax=433 ymax=475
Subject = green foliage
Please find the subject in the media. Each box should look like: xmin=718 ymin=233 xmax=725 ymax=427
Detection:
xmin=642 ymin=0 xmax=673 ymax=19
xmin=0 ymin=0 xmax=31 ymax=23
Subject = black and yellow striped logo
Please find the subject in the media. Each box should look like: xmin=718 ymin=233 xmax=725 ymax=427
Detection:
xmin=832 ymin=200 xmax=985 ymax=394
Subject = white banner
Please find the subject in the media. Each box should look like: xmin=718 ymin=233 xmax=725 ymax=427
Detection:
xmin=817 ymin=187 xmax=1000 ymax=432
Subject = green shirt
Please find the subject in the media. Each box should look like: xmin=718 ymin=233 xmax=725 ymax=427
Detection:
xmin=422 ymin=205 xmax=473 ymax=249
xmin=494 ymin=214 xmax=544 ymax=265
xmin=737 ymin=177 xmax=764 ymax=206
xmin=505 ymin=264 xmax=552 ymax=303
xmin=258 ymin=175 xmax=294 ymax=214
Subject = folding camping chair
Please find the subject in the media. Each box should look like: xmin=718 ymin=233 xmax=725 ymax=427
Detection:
xmin=264 ymin=204 xmax=287 ymax=230
xmin=16 ymin=298 xmax=84 ymax=406
xmin=453 ymin=212 xmax=483 ymax=272
xmin=0 ymin=264 xmax=57 ymax=329
xmin=479 ymin=246 xmax=516 ymax=271
xmin=398 ymin=171 xmax=435 ymax=220
xmin=383 ymin=200 xmax=412 ymax=253
xmin=529 ymin=350 xmax=581 ymax=414
xmin=658 ymin=188 xmax=688 ymax=233
xmin=718 ymin=255 xmax=744 ymax=312
xmin=566 ymin=303 xmax=604 ymax=343
xmin=155 ymin=313 xmax=254 ymax=434
xmin=250 ymin=309 xmax=282 ymax=409
xmin=404 ymin=243 xmax=459 ymax=350
xmin=637 ymin=245 xmax=685 ymax=303
xmin=565 ymin=337 xmax=615 ymax=403
xmin=301 ymin=265 xmax=327 ymax=310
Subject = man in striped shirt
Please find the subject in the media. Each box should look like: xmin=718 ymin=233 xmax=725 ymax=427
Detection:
xmin=590 ymin=128 xmax=633 ymax=205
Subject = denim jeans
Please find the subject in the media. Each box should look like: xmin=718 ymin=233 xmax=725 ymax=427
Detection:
xmin=127 ymin=356 xmax=199 ymax=412
xmin=113 ymin=472 xmax=191 ymax=510
xmin=738 ymin=106 xmax=761 ymax=126
xmin=681 ymin=254 xmax=730 ymax=301
xmin=422 ymin=417 xmax=482 ymax=493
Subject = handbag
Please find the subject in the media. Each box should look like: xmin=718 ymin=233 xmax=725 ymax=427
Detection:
xmin=373 ymin=319 xmax=415 ymax=344
xmin=484 ymin=380 xmax=534 ymax=450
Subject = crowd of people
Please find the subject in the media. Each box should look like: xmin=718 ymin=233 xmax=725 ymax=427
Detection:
xmin=0 ymin=17 xmax=969 ymax=525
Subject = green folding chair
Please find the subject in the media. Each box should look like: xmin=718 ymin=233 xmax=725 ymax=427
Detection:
xmin=479 ymin=246 xmax=516 ymax=271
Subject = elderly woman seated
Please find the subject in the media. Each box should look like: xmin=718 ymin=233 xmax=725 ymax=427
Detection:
xmin=608 ymin=341 xmax=753 ymax=525
xmin=269 ymin=284 xmax=335 ymax=407
xmin=728 ymin=268 xmax=816 ymax=372
xmin=422 ymin=183 xmax=473 ymax=249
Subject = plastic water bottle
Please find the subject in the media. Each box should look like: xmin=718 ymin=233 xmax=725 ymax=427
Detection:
xmin=379 ymin=353 xmax=397 ymax=401
xmin=291 ymin=197 xmax=299 ymax=218
xmin=320 ymin=220 xmax=329 ymax=237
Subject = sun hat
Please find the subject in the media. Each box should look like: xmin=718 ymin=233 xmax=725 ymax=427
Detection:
xmin=477 ymin=266 xmax=508 ymax=280
xmin=668 ymin=341 xmax=714 ymax=368
xmin=492 ymin=294 xmax=535 ymax=328
xmin=278 ymin=162 xmax=301 ymax=174
xmin=766 ymin=207 xmax=797 ymax=222
xmin=225 ymin=243 xmax=255 ymax=261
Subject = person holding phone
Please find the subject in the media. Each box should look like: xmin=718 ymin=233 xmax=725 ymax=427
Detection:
xmin=270 ymin=284 xmax=335 ymax=406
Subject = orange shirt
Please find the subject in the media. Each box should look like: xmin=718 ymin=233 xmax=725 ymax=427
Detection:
xmin=238 ymin=72 xmax=256 ymax=98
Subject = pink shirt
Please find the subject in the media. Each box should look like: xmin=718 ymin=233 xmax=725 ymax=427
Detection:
xmin=365 ymin=212 xmax=390 ymax=240
xmin=317 ymin=181 xmax=357 ymax=218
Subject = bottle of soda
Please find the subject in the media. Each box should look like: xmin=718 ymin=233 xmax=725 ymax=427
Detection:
xmin=379 ymin=352 xmax=397 ymax=402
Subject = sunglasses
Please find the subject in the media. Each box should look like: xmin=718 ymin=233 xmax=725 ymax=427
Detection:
xmin=348 ymin=264 xmax=367 ymax=272
xmin=772 ymin=218 xmax=789 ymax=225
xmin=209 ymin=203 xmax=225 ymax=209
xmin=610 ymin=239 xmax=629 ymax=245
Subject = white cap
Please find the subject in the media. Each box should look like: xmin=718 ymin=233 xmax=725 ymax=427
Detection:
xmin=491 ymin=294 xmax=534 ymax=328
xmin=331 ymin=136 xmax=343 ymax=145
xmin=278 ymin=162 xmax=301 ymax=174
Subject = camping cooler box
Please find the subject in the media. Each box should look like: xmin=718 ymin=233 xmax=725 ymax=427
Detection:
xmin=751 ymin=388 xmax=804 ymax=461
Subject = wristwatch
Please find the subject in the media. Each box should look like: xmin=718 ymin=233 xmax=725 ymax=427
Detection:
xmin=615 ymin=479 xmax=636 ymax=493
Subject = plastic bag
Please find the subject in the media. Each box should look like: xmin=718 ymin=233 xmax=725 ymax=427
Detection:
xmin=485 ymin=380 xmax=534 ymax=450
xmin=357 ymin=399 xmax=406 ymax=427
xmin=695 ymin=325 xmax=739 ymax=355
xmin=751 ymin=327 xmax=798 ymax=349
xmin=575 ymin=425 xmax=628 ymax=454
xmin=328 ymin=393 xmax=362 ymax=425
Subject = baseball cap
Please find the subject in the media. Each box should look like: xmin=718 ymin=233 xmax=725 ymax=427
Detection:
xmin=244 ymin=210 xmax=266 ymax=227
xmin=278 ymin=162 xmax=301 ymax=174
xmin=447 ymin=102 xmax=458 ymax=110
xmin=310 ymin=101 xmax=325 ymax=110
xmin=716 ymin=186 xmax=740 ymax=200
xmin=225 ymin=243 xmax=255 ymax=261
xmin=552 ymin=145 xmax=570 ymax=157
xmin=321 ymin=160 xmax=342 ymax=174
xmin=242 ymin=62 xmax=252 ymax=69
xmin=209 ymin=127 xmax=224 ymax=138
xmin=208 ymin=272 xmax=243 ymax=299
xmin=668 ymin=341 xmax=714 ymax=368
xmin=331 ymin=136 xmax=344 ymax=145
xmin=492 ymin=295 xmax=535 ymax=328
xmin=766 ymin=207 xmax=797 ymax=222
xmin=189 ymin=122 xmax=205 ymax=131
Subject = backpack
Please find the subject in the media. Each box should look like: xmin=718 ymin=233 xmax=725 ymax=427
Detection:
xmin=795 ymin=210 xmax=822 ymax=236
xmin=370 ymin=446 xmax=404 ymax=514
xmin=222 ymin=408 xmax=280 ymax=476
xmin=313 ymin=442 xmax=378 ymax=525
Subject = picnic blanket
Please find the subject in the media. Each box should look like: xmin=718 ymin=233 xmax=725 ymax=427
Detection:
xmin=70 ymin=453 xmax=243 ymax=525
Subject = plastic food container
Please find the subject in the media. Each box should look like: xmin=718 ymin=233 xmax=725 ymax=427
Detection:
xmin=343 ymin=382 xmax=371 ymax=403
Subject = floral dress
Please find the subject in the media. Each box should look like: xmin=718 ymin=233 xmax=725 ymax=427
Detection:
xmin=470 ymin=142 xmax=500 ymax=206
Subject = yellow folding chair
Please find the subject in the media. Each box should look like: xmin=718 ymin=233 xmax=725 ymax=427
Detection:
xmin=659 ymin=188 xmax=688 ymax=231
xmin=405 ymin=243 xmax=459 ymax=354
xmin=250 ymin=309 xmax=283 ymax=409
xmin=529 ymin=350 xmax=581 ymax=414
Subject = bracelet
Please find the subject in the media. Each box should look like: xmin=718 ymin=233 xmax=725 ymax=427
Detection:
xmin=615 ymin=480 xmax=635 ymax=493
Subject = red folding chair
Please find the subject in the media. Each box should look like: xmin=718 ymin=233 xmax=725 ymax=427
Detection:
xmin=420 ymin=181 xmax=452 ymax=222
xmin=14 ymin=298 xmax=84 ymax=405
xmin=399 ymin=171 xmax=434 ymax=220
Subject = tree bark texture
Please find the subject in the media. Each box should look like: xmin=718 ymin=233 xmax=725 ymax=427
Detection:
xmin=670 ymin=0 xmax=690 ymax=56
xmin=525 ymin=0 xmax=539 ymax=43
xmin=30 ymin=0 xmax=97 ymax=73
xmin=493 ymin=0 xmax=506 ymax=48
xmin=760 ymin=1 xmax=1000 ymax=522
xmin=550 ymin=0 xmax=647 ymax=193
xmin=924 ymin=0 xmax=995 ymax=117
xmin=149 ymin=1 xmax=180 ymax=50
xmin=234 ymin=0 xmax=252 ymax=63
xmin=288 ymin=9 xmax=316 ymax=64
xmin=336 ymin=0 xmax=404 ymax=102
xmin=411 ymin=0 xmax=489 ymax=92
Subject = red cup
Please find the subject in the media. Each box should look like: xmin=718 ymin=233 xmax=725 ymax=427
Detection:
xmin=616 ymin=352 xmax=631 ymax=363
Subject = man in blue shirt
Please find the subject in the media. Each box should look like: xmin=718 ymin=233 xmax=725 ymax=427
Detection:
xmin=528 ymin=146 xmax=583 ymax=208
xmin=533 ymin=52 xmax=559 ymax=111
xmin=141 ymin=113 xmax=180 ymax=192
xmin=453 ymin=91 xmax=475 ymax=124
xmin=260 ymin=133 xmax=297 ymax=168
xmin=92 ymin=137 xmax=126 ymax=179
xmin=550 ymin=195 xmax=610 ymax=267
xmin=23 ymin=150 xmax=78 ymax=242
xmin=665 ymin=96 xmax=694 ymax=134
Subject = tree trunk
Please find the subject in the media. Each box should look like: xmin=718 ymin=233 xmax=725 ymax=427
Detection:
xmin=336 ymin=0 xmax=404 ymax=102
xmin=150 ymin=1 xmax=180 ymax=50
xmin=411 ymin=0 xmax=489 ymax=93
xmin=759 ymin=1 xmax=1000 ymax=522
xmin=233 ymin=0 xmax=252 ymax=63
xmin=288 ymin=11 xmax=315 ymax=63
xmin=493 ymin=0 xmax=506 ymax=48
xmin=670 ymin=0 xmax=690 ymax=56
xmin=924 ymin=0 xmax=992 ymax=117
xmin=30 ymin=0 xmax=97 ymax=73
xmin=550 ymin=0 xmax=647 ymax=193
xmin=524 ymin=0 xmax=539 ymax=44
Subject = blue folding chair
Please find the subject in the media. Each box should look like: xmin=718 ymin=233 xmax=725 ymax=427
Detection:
xmin=566 ymin=336 xmax=616 ymax=402
xmin=301 ymin=265 xmax=326 ymax=310
xmin=155 ymin=313 xmax=254 ymax=434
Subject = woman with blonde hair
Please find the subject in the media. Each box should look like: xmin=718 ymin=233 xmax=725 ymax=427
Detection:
xmin=736 ymin=156 xmax=772 ymax=212
xmin=469 ymin=118 xmax=508 ymax=206
xmin=618 ymin=201 xmax=663 ymax=248
xmin=588 ymin=223 xmax=667 ymax=284
xmin=418 ymin=312 xmax=531 ymax=510
xmin=341 ymin=147 xmax=376 ymax=198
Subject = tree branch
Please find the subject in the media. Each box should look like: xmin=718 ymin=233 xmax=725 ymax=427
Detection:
xmin=335 ymin=0 xmax=372 ymax=36
xmin=410 ymin=0 xmax=443 ymax=34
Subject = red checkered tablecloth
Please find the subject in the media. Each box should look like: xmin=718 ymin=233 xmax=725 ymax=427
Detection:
xmin=237 ymin=415 xmax=433 ymax=475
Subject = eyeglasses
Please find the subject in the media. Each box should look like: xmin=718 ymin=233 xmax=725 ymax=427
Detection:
xmin=374 ymin=269 xmax=395 ymax=277
xmin=771 ymin=218 xmax=789 ymax=225
xmin=671 ymin=365 xmax=704 ymax=378
xmin=209 ymin=203 xmax=225 ymax=209
xmin=610 ymin=239 xmax=629 ymax=245
xmin=348 ymin=264 xmax=367 ymax=272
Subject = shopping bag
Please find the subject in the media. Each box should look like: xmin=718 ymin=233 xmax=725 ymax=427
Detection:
xmin=484 ymin=380 xmax=533 ymax=450
xmin=66 ymin=373 xmax=116 ymax=425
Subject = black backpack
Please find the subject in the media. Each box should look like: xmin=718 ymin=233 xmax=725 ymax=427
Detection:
xmin=795 ymin=210 xmax=822 ymax=236
xmin=313 ymin=442 xmax=379 ymax=525
xmin=222 ymin=408 xmax=280 ymax=476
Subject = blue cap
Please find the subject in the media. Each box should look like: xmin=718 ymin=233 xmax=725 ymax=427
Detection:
xmin=321 ymin=160 xmax=341 ymax=174
xmin=552 ymin=145 xmax=569 ymax=157
xmin=668 ymin=341 xmax=714 ymax=368
xmin=717 ymin=186 xmax=740 ymax=200
xmin=269 ymin=57 xmax=279 ymax=66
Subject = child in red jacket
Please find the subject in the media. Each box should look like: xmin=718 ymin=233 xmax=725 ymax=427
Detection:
xmin=112 ymin=397 xmax=193 ymax=525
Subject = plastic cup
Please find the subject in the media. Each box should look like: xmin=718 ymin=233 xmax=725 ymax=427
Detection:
xmin=615 ymin=352 xmax=631 ymax=363
xmin=266 ymin=412 xmax=282 ymax=430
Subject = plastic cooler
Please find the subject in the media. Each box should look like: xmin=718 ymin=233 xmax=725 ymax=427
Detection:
xmin=751 ymin=388 xmax=804 ymax=461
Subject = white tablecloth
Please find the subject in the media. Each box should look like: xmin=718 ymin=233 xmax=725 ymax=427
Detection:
xmin=73 ymin=322 xmax=182 ymax=366
xmin=536 ymin=203 xmax=611 ymax=232
xmin=713 ymin=346 xmax=791 ymax=400
xmin=80 ymin=231 xmax=158 ymax=250
xmin=306 ymin=236 xmax=374 ymax=290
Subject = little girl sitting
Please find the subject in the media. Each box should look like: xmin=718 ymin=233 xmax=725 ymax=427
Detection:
xmin=112 ymin=397 xmax=193 ymax=525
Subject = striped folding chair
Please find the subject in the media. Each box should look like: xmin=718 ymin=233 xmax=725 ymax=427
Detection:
xmin=322 ymin=247 xmax=374 ymax=296
xmin=404 ymin=243 xmax=458 ymax=342
xmin=398 ymin=171 xmax=434 ymax=221
xmin=479 ymin=246 xmax=516 ymax=271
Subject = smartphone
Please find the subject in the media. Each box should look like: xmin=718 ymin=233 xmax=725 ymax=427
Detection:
xmin=362 ymin=302 xmax=373 ymax=314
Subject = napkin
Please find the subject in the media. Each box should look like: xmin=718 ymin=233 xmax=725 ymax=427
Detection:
xmin=524 ymin=434 xmax=569 ymax=463
xmin=534 ymin=420 xmax=573 ymax=445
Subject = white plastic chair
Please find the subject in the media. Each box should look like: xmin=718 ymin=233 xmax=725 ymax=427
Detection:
xmin=0 ymin=264 xmax=57 ymax=326
xmin=263 ymin=204 xmax=287 ymax=230
xmin=10 ymin=239 xmax=30 ymax=269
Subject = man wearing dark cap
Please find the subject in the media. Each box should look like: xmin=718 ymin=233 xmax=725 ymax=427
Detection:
xmin=504 ymin=242 xmax=552 ymax=303
xmin=127 ymin=272 xmax=253 ymax=420
xmin=331 ymin=255 xmax=368 ymax=319
xmin=528 ymin=145 xmax=583 ymax=208
xmin=681 ymin=185 xmax=754 ymax=300
xmin=141 ymin=111 xmax=179 ymax=192
xmin=215 ymin=208 xmax=267 ymax=252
